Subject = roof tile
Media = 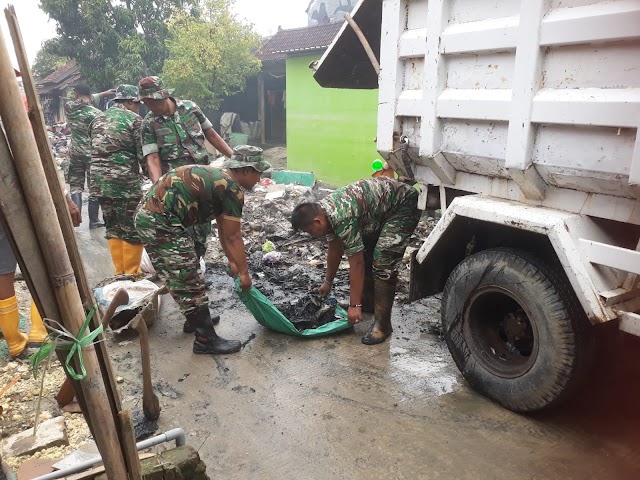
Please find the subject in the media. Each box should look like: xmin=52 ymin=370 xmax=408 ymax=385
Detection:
xmin=257 ymin=22 xmax=342 ymax=61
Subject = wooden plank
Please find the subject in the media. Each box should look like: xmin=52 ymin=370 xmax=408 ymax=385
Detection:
xmin=258 ymin=73 xmax=265 ymax=144
xmin=119 ymin=410 xmax=143 ymax=480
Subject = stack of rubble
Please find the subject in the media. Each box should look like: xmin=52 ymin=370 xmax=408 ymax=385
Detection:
xmin=205 ymin=181 xmax=437 ymax=308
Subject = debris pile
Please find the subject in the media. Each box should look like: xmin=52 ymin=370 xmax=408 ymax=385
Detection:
xmin=205 ymin=180 xmax=437 ymax=315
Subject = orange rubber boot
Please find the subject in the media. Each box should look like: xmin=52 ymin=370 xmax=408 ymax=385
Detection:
xmin=108 ymin=238 xmax=125 ymax=275
xmin=28 ymin=299 xmax=48 ymax=344
xmin=123 ymin=242 xmax=144 ymax=277
xmin=0 ymin=295 xmax=28 ymax=356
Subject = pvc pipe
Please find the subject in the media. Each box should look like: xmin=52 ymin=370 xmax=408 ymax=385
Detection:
xmin=32 ymin=428 xmax=186 ymax=480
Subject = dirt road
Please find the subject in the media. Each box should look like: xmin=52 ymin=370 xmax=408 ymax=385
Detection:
xmin=6 ymin=197 xmax=638 ymax=479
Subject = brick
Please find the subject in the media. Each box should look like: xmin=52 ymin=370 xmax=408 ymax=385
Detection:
xmin=135 ymin=446 xmax=208 ymax=480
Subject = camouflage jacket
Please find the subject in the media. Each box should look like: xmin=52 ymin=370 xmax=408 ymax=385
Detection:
xmin=89 ymin=103 xmax=144 ymax=199
xmin=142 ymin=165 xmax=243 ymax=227
xmin=140 ymin=99 xmax=212 ymax=171
xmin=64 ymin=99 xmax=101 ymax=160
xmin=320 ymin=177 xmax=419 ymax=256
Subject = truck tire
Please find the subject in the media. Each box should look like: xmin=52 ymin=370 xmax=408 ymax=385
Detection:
xmin=441 ymin=248 xmax=593 ymax=412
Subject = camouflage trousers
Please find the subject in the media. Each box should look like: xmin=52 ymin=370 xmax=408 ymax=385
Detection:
xmin=68 ymin=154 xmax=89 ymax=194
xmin=98 ymin=197 xmax=142 ymax=244
xmin=162 ymin=159 xmax=211 ymax=253
xmin=364 ymin=194 xmax=421 ymax=280
xmin=134 ymin=206 xmax=207 ymax=316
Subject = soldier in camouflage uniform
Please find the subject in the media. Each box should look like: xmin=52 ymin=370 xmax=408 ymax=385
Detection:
xmin=135 ymin=145 xmax=271 ymax=355
xmin=138 ymin=76 xmax=234 ymax=260
xmin=89 ymin=84 xmax=145 ymax=276
xmin=291 ymin=177 xmax=421 ymax=345
xmin=65 ymin=83 xmax=114 ymax=229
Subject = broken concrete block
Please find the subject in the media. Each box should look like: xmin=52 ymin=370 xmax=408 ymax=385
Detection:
xmin=3 ymin=416 xmax=68 ymax=458
xmin=265 ymin=183 xmax=286 ymax=193
xmin=265 ymin=190 xmax=286 ymax=200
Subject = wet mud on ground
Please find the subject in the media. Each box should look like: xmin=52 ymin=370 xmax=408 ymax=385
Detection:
xmin=108 ymin=266 xmax=640 ymax=480
xmin=4 ymin=193 xmax=640 ymax=478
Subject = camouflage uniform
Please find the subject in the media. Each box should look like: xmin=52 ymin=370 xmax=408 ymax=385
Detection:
xmin=65 ymin=99 xmax=101 ymax=193
xmin=135 ymin=165 xmax=244 ymax=315
xmin=89 ymin=99 xmax=144 ymax=243
xmin=320 ymin=177 xmax=421 ymax=279
xmin=140 ymin=98 xmax=215 ymax=250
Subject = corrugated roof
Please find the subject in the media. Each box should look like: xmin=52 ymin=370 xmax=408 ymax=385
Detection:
xmin=37 ymin=61 xmax=81 ymax=95
xmin=257 ymin=22 xmax=343 ymax=61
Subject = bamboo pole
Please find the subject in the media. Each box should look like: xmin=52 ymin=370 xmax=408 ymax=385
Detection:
xmin=0 ymin=129 xmax=60 ymax=321
xmin=4 ymin=4 xmax=123 ymax=419
xmin=0 ymin=26 xmax=128 ymax=480
xmin=0 ymin=128 xmax=95 ymax=439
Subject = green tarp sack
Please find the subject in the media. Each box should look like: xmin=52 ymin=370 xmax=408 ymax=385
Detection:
xmin=234 ymin=278 xmax=351 ymax=337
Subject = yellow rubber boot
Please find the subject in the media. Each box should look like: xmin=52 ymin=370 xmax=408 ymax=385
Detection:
xmin=0 ymin=295 xmax=28 ymax=356
xmin=108 ymin=238 xmax=125 ymax=275
xmin=28 ymin=299 xmax=48 ymax=344
xmin=123 ymin=242 xmax=144 ymax=277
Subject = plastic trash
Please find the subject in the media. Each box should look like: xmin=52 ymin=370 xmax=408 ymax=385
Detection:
xmin=262 ymin=251 xmax=282 ymax=263
xmin=234 ymin=278 xmax=350 ymax=337
xmin=262 ymin=240 xmax=276 ymax=253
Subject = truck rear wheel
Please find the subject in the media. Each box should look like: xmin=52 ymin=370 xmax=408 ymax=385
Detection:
xmin=441 ymin=248 xmax=593 ymax=412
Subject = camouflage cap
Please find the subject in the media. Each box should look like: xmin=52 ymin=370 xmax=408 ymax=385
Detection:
xmin=138 ymin=76 xmax=174 ymax=100
xmin=224 ymin=145 xmax=271 ymax=173
xmin=113 ymin=84 xmax=140 ymax=101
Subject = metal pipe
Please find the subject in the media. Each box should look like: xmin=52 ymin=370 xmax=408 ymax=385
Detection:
xmin=32 ymin=429 xmax=186 ymax=480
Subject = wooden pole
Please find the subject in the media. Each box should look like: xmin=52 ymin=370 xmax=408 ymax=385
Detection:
xmin=345 ymin=13 xmax=381 ymax=76
xmin=119 ymin=410 xmax=143 ymax=480
xmin=0 ymin=25 xmax=128 ymax=480
xmin=258 ymin=72 xmax=266 ymax=144
xmin=4 ymin=4 xmax=124 ymax=420
xmin=0 ymin=129 xmax=60 ymax=321
xmin=0 ymin=128 xmax=95 ymax=438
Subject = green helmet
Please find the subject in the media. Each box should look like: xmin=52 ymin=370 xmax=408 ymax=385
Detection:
xmin=224 ymin=145 xmax=271 ymax=172
xmin=113 ymin=84 xmax=140 ymax=101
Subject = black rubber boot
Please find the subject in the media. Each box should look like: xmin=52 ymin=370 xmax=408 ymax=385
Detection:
xmin=194 ymin=241 xmax=207 ymax=260
xmin=361 ymin=271 xmax=375 ymax=314
xmin=187 ymin=306 xmax=241 ymax=354
xmin=183 ymin=314 xmax=219 ymax=333
xmin=361 ymin=235 xmax=377 ymax=313
xmin=362 ymin=276 xmax=397 ymax=345
xmin=70 ymin=192 xmax=83 ymax=214
xmin=88 ymin=199 xmax=105 ymax=229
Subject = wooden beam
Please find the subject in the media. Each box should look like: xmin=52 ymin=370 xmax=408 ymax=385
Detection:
xmin=258 ymin=72 xmax=266 ymax=144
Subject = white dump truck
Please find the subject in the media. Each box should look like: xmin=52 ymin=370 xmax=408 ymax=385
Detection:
xmin=313 ymin=0 xmax=640 ymax=411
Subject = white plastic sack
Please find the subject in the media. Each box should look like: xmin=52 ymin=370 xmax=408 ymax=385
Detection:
xmin=140 ymin=248 xmax=156 ymax=275
xmin=94 ymin=279 xmax=161 ymax=315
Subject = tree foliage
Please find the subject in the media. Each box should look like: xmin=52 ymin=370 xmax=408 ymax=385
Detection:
xmin=163 ymin=0 xmax=262 ymax=110
xmin=31 ymin=39 xmax=69 ymax=79
xmin=38 ymin=0 xmax=197 ymax=89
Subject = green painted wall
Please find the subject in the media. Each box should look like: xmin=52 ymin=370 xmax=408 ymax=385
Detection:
xmin=286 ymin=54 xmax=382 ymax=187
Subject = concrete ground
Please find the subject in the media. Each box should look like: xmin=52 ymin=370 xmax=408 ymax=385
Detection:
xmin=77 ymin=208 xmax=640 ymax=480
